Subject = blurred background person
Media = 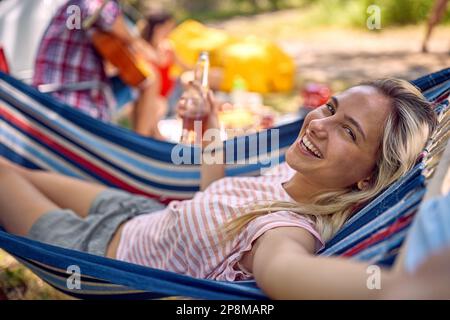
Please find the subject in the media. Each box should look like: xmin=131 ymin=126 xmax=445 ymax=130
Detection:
xmin=382 ymin=248 xmax=450 ymax=299
xmin=382 ymin=190 xmax=450 ymax=299
xmin=422 ymin=0 xmax=449 ymax=52
xmin=32 ymin=0 xmax=165 ymax=138
xmin=141 ymin=11 xmax=190 ymax=118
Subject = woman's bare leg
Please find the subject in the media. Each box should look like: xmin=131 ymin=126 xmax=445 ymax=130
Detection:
xmin=421 ymin=0 xmax=449 ymax=52
xmin=0 ymin=158 xmax=107 ymax=218
xmin=0 ymin=167 xmax=60 ymax=236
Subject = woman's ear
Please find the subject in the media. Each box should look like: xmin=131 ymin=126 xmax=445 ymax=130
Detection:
xmin=357 ymin=177 xmax=372 ymax=191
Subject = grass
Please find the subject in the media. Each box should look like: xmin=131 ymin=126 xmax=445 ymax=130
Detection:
xmin=0 ymin=249 xmax=70 ymax=300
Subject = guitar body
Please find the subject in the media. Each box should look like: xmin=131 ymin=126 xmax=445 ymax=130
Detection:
xmin=91 ymin=31 xmax=153 ymax=87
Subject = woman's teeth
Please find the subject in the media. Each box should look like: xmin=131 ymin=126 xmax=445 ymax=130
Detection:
xmin=301 ymin=136 xmax=323 ymax=158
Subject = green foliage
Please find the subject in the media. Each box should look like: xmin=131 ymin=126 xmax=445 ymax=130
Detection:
xmin=1 ymin=268 xmax=27 ymax=288
xmin=178 ymin=0 xmax=313 ymax=22
xmin=290 ymin=0 xmax=445 ymax=29
xmin=310 ymin=0 xmax=368 ymax=28
xmin=171 ymin=0 xmax=448 ymax=27
xmin=0 ymin=250 xmax=68 ymax=299
xmin=367 ymin=0 xmax=435 ymax=26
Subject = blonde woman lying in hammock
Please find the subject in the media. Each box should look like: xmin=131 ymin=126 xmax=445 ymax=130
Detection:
xmin=0 ymin=79 xmax=436 ymax=299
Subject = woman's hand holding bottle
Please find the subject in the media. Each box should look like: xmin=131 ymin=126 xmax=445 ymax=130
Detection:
xmin=177 ymin=51 xmax=230 ymax=146
xmin=177 ymin=82 xmax=230 ymax=146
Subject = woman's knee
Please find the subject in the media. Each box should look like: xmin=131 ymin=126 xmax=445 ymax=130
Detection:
xmin=0 ymin=158 xmax=30 ymax=176
xmin=0 ymin=164 xmax=20 ymax=180
xmin=141 ymin=69 xmax=162 ymax=95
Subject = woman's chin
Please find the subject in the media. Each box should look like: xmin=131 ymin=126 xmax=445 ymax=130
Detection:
xmin=287 ymin=141 xmax=312 ymax=164
xmin=286 ymin=147 xmax=305 ymax=170
xmin=286 ymin=143 xmax=322 ymax=176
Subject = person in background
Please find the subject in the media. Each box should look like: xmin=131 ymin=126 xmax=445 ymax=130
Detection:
xmin=32 ymin=0 xmax=165 ymax=138
xmin=381 ymin=190 xmax=450 ymax=299
xmin=141 ymin=11 xmax=190 ymax=117
xmin=421 ymin=0 xmax=449 ymax=53
xmin=383 ymin=248 xmax=450 ymax=299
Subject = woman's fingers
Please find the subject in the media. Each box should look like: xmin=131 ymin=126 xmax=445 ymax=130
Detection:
xmin=206 ymin=90 xmax=217 ymax=113
xmin=188 ymin=80 xmax=203 ymax=93
xmin=177 ymin=81 xmax=227 ymax=132
xmin=176 ymin=98 xmax=187 ymax=117
xmin=180 ymin=82 xmax=231 ymax=115
xmin=186 ymin=81 xmax=216 ymax=113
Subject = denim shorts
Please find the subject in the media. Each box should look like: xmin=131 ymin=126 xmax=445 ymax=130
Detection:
xmin=27 ymin=189 xmax=166 ymax=256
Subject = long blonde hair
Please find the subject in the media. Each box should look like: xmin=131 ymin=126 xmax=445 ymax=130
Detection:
xmin=224 ymin=79 xmax=437 ymax=243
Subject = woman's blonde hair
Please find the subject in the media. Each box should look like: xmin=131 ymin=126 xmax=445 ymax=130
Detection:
xmin=224 ymin=79 xmax=437 ymax=243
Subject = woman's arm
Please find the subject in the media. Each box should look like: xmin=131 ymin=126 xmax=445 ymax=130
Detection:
xmin=200 ymin=139 xmax=225 ymax=191
xmin=251 ymin=227 xmax=395 ymax=299
xmin=200 ymin=90 xmax=226 ymax=190
xmin=381 ymin=247 xmax=450 ymax=299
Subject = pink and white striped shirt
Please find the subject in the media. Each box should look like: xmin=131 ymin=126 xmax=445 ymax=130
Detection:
xmin=117 ymin=163 xmax=324 ymax=281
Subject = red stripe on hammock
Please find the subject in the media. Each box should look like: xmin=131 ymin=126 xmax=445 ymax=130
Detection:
xmin=0 ymin=106 xmax=177 ymax=204
xmin=342 ymin=211 xmax=416 ymax=257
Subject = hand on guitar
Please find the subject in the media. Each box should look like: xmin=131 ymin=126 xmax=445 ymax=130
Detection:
xmin=91 ymin=31 xmax=157 ymax=87
xmin=130 ymin=38 xmax=158 ymax=64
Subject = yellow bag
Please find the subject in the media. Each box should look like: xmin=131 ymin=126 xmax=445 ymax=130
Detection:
xmin=216 ymin=36 xmax=295 ymax=93
xmin=169 ymin=20 xmax=232 ymax=77
xmin=169 ymin=20 xmax=295 ymax=93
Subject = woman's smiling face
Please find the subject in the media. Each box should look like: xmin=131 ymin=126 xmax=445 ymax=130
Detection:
xmin=286 ymin=85 xmax=392 ymax=190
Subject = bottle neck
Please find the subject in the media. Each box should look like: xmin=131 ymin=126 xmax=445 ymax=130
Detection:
xmin=195 ymin=53 xmax=210 ymax=90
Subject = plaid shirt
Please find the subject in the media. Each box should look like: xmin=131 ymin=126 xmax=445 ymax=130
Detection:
xmin=32 ymin=0 xmax=120 ymax=121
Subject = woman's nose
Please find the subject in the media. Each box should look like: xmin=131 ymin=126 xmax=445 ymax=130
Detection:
xmin=308 ymin=118 xmax=328 ymax=139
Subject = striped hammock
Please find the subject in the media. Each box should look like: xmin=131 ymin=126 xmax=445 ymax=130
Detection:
xmin=0 ymin=68 xmax=448 ymax=299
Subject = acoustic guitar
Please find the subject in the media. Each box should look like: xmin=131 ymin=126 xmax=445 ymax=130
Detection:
xmin=84 ymin=0 xmax=153 ymax=87
xmin=91 ymin=31 xmax=153 ymax=87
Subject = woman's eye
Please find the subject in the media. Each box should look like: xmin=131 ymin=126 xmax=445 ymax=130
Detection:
xmin=323 ymin=103 xmax=356 ymax=142
xmin=344 ymin=126 xmax=356 ymax=141
xmin=326 ymin=103 xmax=335 ymax=115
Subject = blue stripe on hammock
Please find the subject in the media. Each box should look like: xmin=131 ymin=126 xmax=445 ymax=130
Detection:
xmin=0 ymin=230 xmax=267 ymax=299
xmin=0 ymin=85 xmax=200 ymax=178
xmin=322 ymin=187 xmax=425 ymax=256
xmin=412 ymin=68 xmax=450 ymax=92
xmin=0 ymin=73 xmax=299 ymax=162
xmin=0 ymin=106 xmax=201 ymax=192
xmin=0 ymin=74 xmax=176 ymax=161
xmin=354 ymin=228 xmax=410 ymax=263
xmin=0 ymin=89 xmax=296 ymax=191
xmin=326 ymin=175 xmax=425 ymax=254
xmin=16 ymin=257 xmax=169 ymax=300
xmin=320 ymin=163 xmax=424 ymax=251
xmin=0 ymin=138 xmax=79 ymax=176
xmin=422 ymin=79 xmax=450 ymax=101
xmin=0 ymin=80 xmax=300 ymax=179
